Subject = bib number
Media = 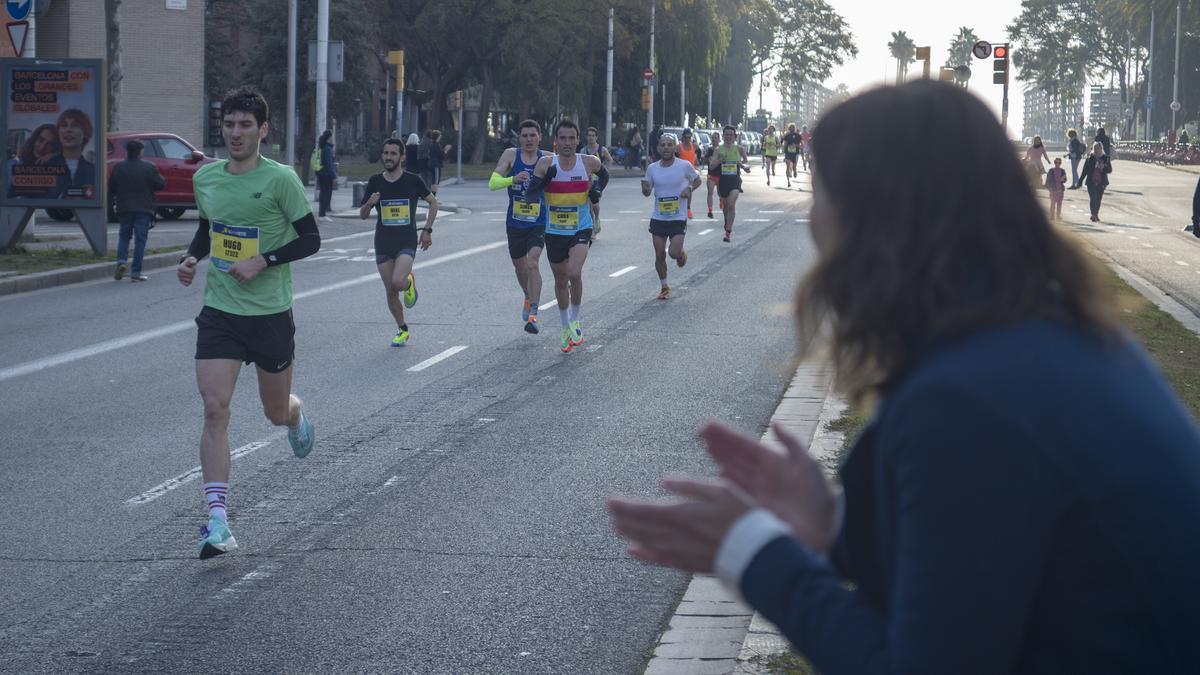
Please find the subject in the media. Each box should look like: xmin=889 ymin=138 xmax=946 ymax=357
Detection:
xmin=211 ymin=222 xmax=260 ymax=273
xmin=513 ymin=201 xmax=541 ymax=222
xmin=548 ymin=206 xmax=580 ymax=230
xmin=721 ymin=162 xmax=739 ymax=176
xmin=656 ymin=196 xmax=681 ymax=217
xmin=380 ymin=199 xmax=411 ymax=227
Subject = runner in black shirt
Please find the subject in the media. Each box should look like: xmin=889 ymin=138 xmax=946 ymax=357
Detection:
xmin=782 ymin=124 xmax=802 ymax=188
xmin=359 ymin=138 xmax=438 ymax=346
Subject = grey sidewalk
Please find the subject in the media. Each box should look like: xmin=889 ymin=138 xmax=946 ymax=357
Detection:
xmin=643 ymin=362 xmax=849 ymax=675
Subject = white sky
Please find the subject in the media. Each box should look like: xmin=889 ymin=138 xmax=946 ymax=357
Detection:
xmin=757 ymin=0 xmax=1026 ymax=136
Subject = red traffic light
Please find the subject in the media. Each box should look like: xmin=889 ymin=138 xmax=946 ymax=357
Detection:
xmin=994 ymin=46 xmax=1008 ymax=59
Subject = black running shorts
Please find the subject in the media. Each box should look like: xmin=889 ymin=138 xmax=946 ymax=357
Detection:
xmin=507 ymin=226 xmax=546 ymax=260
xmin=545 ymin=230 xmax=593 ymax=264
xmin=649 ymin=219 xmax=686 ymax=238
xmin=717 ymin=176 xmax=743 ymax=199
xmin=195 ymin=305 xmax=296 ymax=373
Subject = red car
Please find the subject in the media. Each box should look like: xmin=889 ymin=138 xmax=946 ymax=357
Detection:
xmin=46 ymin=131 xmax=217 ymax=222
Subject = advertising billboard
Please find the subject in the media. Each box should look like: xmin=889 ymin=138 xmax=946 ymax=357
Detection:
xmin=0 ymin=58 xmax=104 ymax=208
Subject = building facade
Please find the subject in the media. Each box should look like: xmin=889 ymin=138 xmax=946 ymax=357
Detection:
xmin=37 ymin=0 xmax=205 ymax=149
xmin=780 ymin=81 xmax=837 ymax=128
xmin=1022 ymin=87 xmax=1084 ymax=143
xmin=1088 ymin=86 xmax=1124 ymax=132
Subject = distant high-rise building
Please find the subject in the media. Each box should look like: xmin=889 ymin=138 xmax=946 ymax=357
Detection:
xmin=1088 ymin=86 xmax=1124 ymax=131
xmin=780 ymin=81 xmax=842 ymax=128
xmin=1022 ymin=87 xmax=1085 ymax=143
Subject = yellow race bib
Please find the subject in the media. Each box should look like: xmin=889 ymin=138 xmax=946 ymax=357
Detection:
xmin=656 ymin=196 xmax=681 ymax=217
xmin=380 ymin=199 xmax=411 ymax=227
xmin=513 ymin=201 xmax=541 ymax=222
xmin=721 ymin=162 xmax=739 ymax=176
xmin=211 ymin=222 xmax=260 ymax=273
xmin=548 ymin=206 xmax=580 ymax=229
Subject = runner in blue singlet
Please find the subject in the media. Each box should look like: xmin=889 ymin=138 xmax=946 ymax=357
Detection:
xmin=489 ymin=119 xmax=547 ymax=334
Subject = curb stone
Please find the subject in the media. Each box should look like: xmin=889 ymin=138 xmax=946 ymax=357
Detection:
xmin=643 ymin=362 xmax=850 ymax=675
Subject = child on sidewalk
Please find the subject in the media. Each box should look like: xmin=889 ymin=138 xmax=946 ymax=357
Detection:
xmin=1046 ymin=157 xmax=1067 ymax=220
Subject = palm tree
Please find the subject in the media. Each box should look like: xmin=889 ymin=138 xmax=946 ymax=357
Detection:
xmin=945 ymin=26 xmax=979 ymax=68
xmin=888 ymin=30 xmax=916 ymax=84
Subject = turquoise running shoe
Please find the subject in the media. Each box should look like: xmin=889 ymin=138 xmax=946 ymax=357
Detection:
xmin=288 ymin=409 xmax=315 ymax=458
xmin=569 ymin=320 xmax=585 ymax=347
xmin=198 ymin=517 xmax=238 ymax=559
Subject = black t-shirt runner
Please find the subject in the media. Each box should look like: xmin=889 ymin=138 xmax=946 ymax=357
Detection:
xmin=782 ymin=132 xmax=802 ymax=155
xmin=361 ymin=171 xmax=431 ymax=257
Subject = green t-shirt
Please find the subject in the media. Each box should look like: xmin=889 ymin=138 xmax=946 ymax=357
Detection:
xmin=193 ymin=157 xmax=312 ymax=316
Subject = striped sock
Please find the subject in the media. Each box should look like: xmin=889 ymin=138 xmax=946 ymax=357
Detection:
xmin=204 ymin=482 xmax=229 ymax=521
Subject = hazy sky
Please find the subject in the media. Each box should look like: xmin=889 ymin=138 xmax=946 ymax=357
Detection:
xmin=758 ymin=0 xmax=1027 ymax=134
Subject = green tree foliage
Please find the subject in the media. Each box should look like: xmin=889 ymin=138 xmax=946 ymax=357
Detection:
xmin=771 ymin=0 xmax=858 ymax=94
xmin=888 ymin=30 xmax=916 ymax=83
xmin=945 ymin=26 xmax=979 ymax=68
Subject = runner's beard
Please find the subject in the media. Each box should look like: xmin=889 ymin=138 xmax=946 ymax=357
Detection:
xmin=383 ymin=158 xmax=399 ymax=172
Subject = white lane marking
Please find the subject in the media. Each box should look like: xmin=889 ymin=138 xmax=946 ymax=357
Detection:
xmin=322 ymin=230 xmax=375 ymax=243
xmin=1158 ymin=251 xmax=1173 ymax=258
xmin=407 ymin=345 xmax=468 ymax=372
xmin=383 ymin=475 xmax=401 ymax=487
xmin=1176 ymin=260 xmax=1190 ymax=267
xmin=618 ymin=210 xmax=640 ymax=214
xmin=539 ymin=300 xmax=558 ymax=311
xmin=609 ymin=265 xmax=638 ymax=277
xmin=757 ymin=210 xmax=785 ymax=214
xmin=126 ymin=436 xmax=282 ymax=505
xmin=0 ymin=241 xmax=507 ymax=384
xmin=795 ymin=218 xmax=811 ymax=222
xmin=483 ymin=211 xmax=505 ymax=214
xmin=1142 ymin=243 xmax=1155 ymax=248
xmin=698 ymin=228 xmax=714 ymax=235
xmin=1128 ymin=236 xmax=1138 ymax=240
xmin=744 ymin=218 xmax=770 ymax=222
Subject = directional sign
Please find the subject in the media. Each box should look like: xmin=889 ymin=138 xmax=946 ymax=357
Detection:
xmin=1171 ymin=100 xmax=1182 ymax=112
xmin=1146 ymin=95 xmax=1156 ymax=108
xmin=643 ymin=68 xmax=654 ymax=80
xmin=6 ymin=0 xmax=30 ymax=21
xmin=972 ymin=40 xmax=992 ymax=60
xmin=5 ymin=20 xmax=26 ymax=56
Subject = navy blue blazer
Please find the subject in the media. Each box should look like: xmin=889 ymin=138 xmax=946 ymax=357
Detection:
xmin=741 ymin=320 xmax=1200 ymax=674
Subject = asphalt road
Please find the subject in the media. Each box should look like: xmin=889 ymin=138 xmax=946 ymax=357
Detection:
xmin=0 ymin=163 xmax=815 ymax=673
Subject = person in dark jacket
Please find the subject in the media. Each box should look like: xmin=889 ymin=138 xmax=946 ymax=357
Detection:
xmin=420 ymin=129 xmax=446 ymax=194
xmin=111 ymin=139 xmax=165 ymax=281
xmin=404 ymin=132 xmax=423 ymax=176
xmin=1190 ymin=174 xmax=1200 ymax=237
xmin=316 ymin=129 xmax=336 ymax=219
xmin=608 ymin=81 xmax=1200 ymax=675
xmin=1081 ymin=142 xmax=1113 ymax=222
xmin=1094 ymin=126 xmax=1112 ymax=157
xmin=1066 ymin=127 xmax=1085 ymax=189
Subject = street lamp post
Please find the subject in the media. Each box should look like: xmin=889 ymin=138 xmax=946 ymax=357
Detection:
xmin=1172 ymin=0 xmax=1182 ymax=136
xmin=646 ymin=0 xmax=654 ymax=140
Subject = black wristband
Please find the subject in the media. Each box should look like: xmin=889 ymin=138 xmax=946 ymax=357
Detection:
xmin=419 ymin=227 xmax=432 ymax=233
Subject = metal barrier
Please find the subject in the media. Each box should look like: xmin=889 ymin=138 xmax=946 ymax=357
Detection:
xmin=1114 ymin=141 xmax=1200 ymax=165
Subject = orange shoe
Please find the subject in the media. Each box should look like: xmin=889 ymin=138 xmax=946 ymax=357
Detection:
xmin=657 ymin=285 xmax=670 ymax=300
xmin=676 ymin=250 xmax=687 ymax=267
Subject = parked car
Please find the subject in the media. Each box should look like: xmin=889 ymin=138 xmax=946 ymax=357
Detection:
xmin=45 ymin=131 xmax=217 ymax=222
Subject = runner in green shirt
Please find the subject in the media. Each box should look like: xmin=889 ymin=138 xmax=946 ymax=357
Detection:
xmin=177 ymin=86 xmax=322 ymax=559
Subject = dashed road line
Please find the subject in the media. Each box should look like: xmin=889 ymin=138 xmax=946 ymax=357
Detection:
xmin=1158 ymin=251 xmax=1172 ymax=257
xmin=698 ymin=228 xmax=714 ymax=235
xmin=1176 ymin=260 xmax=1190 ymax=267
xmin=609 ymin=266 xmax=638 ymax=277
xmin=126 ymin=435 xmax=283 ymax=505
xmin=539 ymin=300 xmax=558 ymax=311
xmin=407 ymin=345 xmax=469 ymax=372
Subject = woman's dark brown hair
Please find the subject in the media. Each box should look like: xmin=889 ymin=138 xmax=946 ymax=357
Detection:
xmin=799 ymin=81 xmax=1118 ymax=403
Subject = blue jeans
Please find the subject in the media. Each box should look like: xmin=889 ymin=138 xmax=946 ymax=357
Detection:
xmin=1069 ymin=156 xmax=1081 ymax=187
xmin=117 ymin=212 xmax=152 ymax=275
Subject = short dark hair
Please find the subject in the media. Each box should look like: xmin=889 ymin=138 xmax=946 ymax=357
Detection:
xmin=554 ymin=119 xmax=579 ymax=137
xmin=519 ymin=119 xmax=541 ymax=134
xmin=431 ymin=130 xmax=442 ymax=142
xmin=319 ymin=129 xmax=332 ymax=144
xmin=124 ymin=139 xmax=144 ymax=157
xmin=586 ymin=126 xmax=598 ymax=135
xmin=383 ymin=138 xmax=404 ymax=154
xmin=723 ymin=124 xmax=736 ymax=132
xmin=221 ymin=85 xmax=269 ymax=127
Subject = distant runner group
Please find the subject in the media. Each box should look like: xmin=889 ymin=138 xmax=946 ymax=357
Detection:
xmin=176 ymin=86 xmax=811 ymax=560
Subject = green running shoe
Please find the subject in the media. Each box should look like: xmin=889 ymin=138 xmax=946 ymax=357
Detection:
xmin=198 ymin=516 xmax=238 ymax=559
xmin=569 ymin=320 xmax=585 ymax=347
xmin=560 ymin=327 xmax=573 ymax=353
xmin=402 ymin=273 xmax=418 ymax=308
xmin=391 ymin=327 xmax=410 ymax=347
xmin=288 ymin=409 xmax=315 ymax=458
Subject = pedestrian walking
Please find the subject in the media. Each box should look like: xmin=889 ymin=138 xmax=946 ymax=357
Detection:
xmin=1023 ymin=135 xmax=1049 ymax=189
xmin=111 ymin=139 xmax=165 ymax=282
xmin=1066 ymin=128 xmax=1085 ymax=189
xmin=1081 ymin=141 xmax=1112 ymax=222
xmin=1189 ymin=174 xmax=1200 ymax=237
xmin=1094 ymin=126 xmax=1112 ymax=157
xmin=420 ymin=130 xmax=446 ymax=194
xmin=405 ymin=132 xmax=422 ymax=175
xmin=625 ymin=126 xmax=642 ymax=170
xmin=316 ymin=129 xmax=337 ymax=220
xmin=647 ymin=124 xmax=664 ymax=167
xmin=1182 ymin=129 xmax=1191 ymax=146
xmin=1045 ymin=157 xmax=1066 ymax=220
xmin=607 ymin=80 xmax=1200 ymax=675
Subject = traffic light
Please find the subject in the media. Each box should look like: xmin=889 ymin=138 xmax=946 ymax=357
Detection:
xmin=993 ymin=45 xmax=1009 ymax=85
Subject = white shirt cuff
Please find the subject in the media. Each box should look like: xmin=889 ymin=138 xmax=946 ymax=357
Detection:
xmin=714 ymin=508 xmax=793 ymax=592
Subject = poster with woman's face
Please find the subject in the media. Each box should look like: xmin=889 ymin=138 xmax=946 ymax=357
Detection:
xmin=0 ymin=59 xmax=103 ymax=207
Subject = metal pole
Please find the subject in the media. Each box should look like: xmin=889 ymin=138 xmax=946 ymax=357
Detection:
xmin=681 ymin=68 xmax=686 ymax=127
xmin=707 ymin=81 xmax=712 ymax=125
xmin=605 ymin=7 xmax=614 ymax=149
xmin=457 ymin=102 xmax=463 ymax=183
xmin=647 ymin=0 xmax=654 ymax=137
xmin=316 ymin=0 xmax=329 ymax=137
xmin=661 ymin=83 xmax=666 ymax=126
xmin=24 ymin=10 xmax=34 ymax=56
xmin=1149 ymin=9 xmax=1155 ymax=141
xmin=1173 ymin=0 xmax=1182 ymax=135
xmin=286 ymin=0 xmax=297 ymax=167
xmin=1001 ymin=44 xmax=1010 ymax=136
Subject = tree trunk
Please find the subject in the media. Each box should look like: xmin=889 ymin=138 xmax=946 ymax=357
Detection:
xmin=105 ymin=0 xmax=122 ymax=131
xmin=470 ymin=62 xmax=493 ymax=164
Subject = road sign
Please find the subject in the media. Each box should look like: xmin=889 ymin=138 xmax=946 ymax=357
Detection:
xmin=972 ymin=41 xmax=992 ymax=59
xmin=954 ymin=65 xmax=971 ymax=82
xmin=307 ymin=40 xmax=344 ymax=83
xmin=5 ymin=20 xmax=25 ymax=56
xmin=643 ymin=68 xmax=654 ymax=80
xmin=6 ymin=0 xmax=30 ymax=21
xmin=1146 ymin=95 xmax=1156 ymax=108
xmin=1171 ymin=100 xmax=1182 ymax=112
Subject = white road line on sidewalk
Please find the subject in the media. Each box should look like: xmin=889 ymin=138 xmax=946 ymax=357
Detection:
xmin=0 ymin=241 xmax=507 ymax=384
xmin=698 ymin=228 xmax=714 ymax=235
xmin=1143 ymin=243 xmax=1155 ymax=248
xmin=126 ymin=435 xmax=283 ymax=505
xmin=1176 ymin=260 xmax=1190 ymax=266
xmin=609 ymin=265 xmax=638 ymax=277
xmin=407 ymin=345 xmax=468 ymax=372
xmin=539 ymin=300 xmax=558 ymax=310
xmin=1158 ymin=251 xmax=1173 ymax=257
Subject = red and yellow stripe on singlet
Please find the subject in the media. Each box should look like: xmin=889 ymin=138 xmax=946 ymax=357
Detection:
xmin=544 ymin=172 xmax=592 ymax=233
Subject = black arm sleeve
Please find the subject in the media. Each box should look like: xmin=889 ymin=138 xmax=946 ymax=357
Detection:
xmin=186 ymin=218 xmax=211 ymax=260
xmin=261 ymin=212 xmax=321 ymax=266
xmin=595 ymin=164 xmax=610 ymax=192
xmin=523 ymin=164 xmax=557 ymax=203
